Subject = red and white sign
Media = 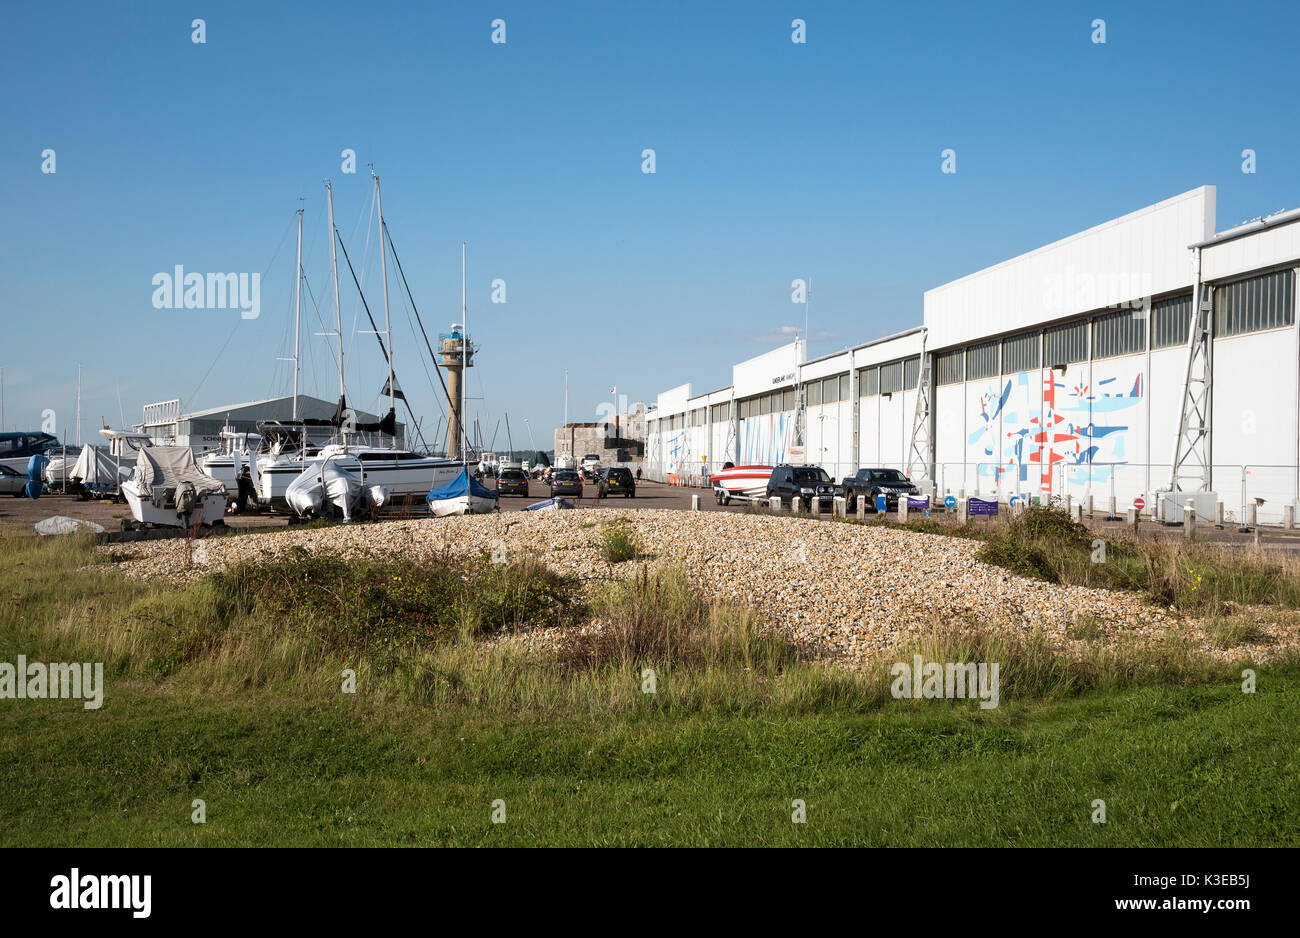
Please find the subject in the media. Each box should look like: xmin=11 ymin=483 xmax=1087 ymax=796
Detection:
xmin=1133 ymin=497 xmax=1146 ymax=511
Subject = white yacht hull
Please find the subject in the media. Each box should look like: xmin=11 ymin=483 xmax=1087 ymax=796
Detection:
xmin=259 ymin=454 xmax=461 ymax=505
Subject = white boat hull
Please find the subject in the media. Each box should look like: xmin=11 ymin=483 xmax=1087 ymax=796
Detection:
xmin=120 ymin=480 xmax=226 ymax=527
xmin=259 ymin=455 xmax=461 ymax=505
xmin=711 ymin=465 xmax=774 ymax=500
xmin=428 ymin=493 xmax=497 ymax=517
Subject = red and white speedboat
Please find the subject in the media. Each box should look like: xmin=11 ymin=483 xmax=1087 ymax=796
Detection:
xmin=711 ymin=464 xmax=773 ymax=504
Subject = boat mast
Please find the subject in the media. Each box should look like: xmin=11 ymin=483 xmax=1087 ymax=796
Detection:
xmin=279 ymin=206 xmax=304 ymax=422
xmin=326 ymin=181 xmax=345 ymax=430
xmin=293 ymin=206 xmax=302 ymax=421
xmin=374 ymin=170 xmax=395 ymax=433
xmin=461 ymin=241 xmax=467 ymax=468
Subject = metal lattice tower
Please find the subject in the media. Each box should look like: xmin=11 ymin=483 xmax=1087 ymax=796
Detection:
xmin=905 ymin=330 xmax=934 ymax=491
xmin=1168 ymin=260 xmax=1213 ymax=495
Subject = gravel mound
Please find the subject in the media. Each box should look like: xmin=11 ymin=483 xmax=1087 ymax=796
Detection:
xmin=96 ymin=509 xmax=1250 ymax=667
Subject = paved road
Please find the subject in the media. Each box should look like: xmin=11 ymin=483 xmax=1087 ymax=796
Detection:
xmin=6 ymin=478 xmax=1300 ymax=552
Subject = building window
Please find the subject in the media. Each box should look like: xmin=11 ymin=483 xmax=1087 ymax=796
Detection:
xmin=1043 ymin=321 xmax=1087 ymax=366
xmin=1093 ymin=308 xmax=1146 ymax=359
xmin=966 ymin=340 xmax=999 ymax=379
xmin=1002 ymin=332 xmax=1039 ymax=373
xmin=821 ymin=375 xmax=840 ymax=404
xmin=903 ymin=356 xmax=920 ymax=389
xmin=839 ymin=373 xmax=850 ymax=401
xmin=879 ymin=361 xmax=903 ymax=394
xmin=1151 ymin=293 xmax=1193 ymax=349
xmin=759 ymin=394 xmax=771 ymax=415
xmin=1214 ymin=269 xmax=1295 ymax=337
xmin=806 ymin=381 xmax=821 ymax=406
xmin=783 ymin=388 xmax=796 ymax=411
xmin=859 ymin=367 xmax=879 ymax=396
xmin=936 ymin=349 xmax=964 ymax=385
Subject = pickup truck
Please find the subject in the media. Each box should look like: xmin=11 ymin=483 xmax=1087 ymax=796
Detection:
xmin=841 ymin=468 xmax=919 ymax=513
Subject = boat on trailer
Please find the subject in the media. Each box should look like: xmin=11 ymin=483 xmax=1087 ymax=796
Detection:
xmin=711 ymin=463 xmax=774 ymax=504
xmin=426 ymin=466 xmax=499 ymax=516
xmin=120 ymin=445 xmax=228 ymax=528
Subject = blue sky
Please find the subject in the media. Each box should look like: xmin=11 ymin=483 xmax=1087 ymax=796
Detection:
xmin=2 ymin=0 xmax=1297 ymax=450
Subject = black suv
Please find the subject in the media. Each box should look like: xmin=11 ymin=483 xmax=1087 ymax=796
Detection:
xmin=599 ymin=466 xmax=636 ymax=497
xmin=842 ymin=467 xmax=919 ymax=512
xmin=765 ymin=464 xmax=844 ymax=512
xmin=496 ymin=467 xmax=530 ymax=497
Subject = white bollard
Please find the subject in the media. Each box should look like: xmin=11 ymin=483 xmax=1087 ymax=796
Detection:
xmin=812 ymin=496 xmax=822 ymax=519
xmin=856 ymin=495 xmax=867 ymax=521
xmin=1064 ymin=494 xmax=1072 ymax=515
xmin=791 ymin=496 xmax=802 ymax=516
xmin=898 ymin=496 xmax=909 ymax=523
xmin=1085 ymin=494 xmax=1094 ymax=518
xmin=1184 ymin=499 xmax=1196 ymax=539
xmin=1285 ymin=505 xmax=1296 ymax=530
xmin=1215 ymin=501 xmax=1224 ymax=526
xmin=691 ymin=493 xmax=701 ymax=512
xmin=959 ymin=498 xmax=969 ymax=524
xmin=1127 ymin=508 xmax=1138 ymax=532
xmin=769 ymin=495 xmax=781 ymax=513
xmin=1108 ymin=495 xmax=1118 ymax=520
xmin=1247 ymin=502 xmax=1257 ymax=527
xmin=833 ymin=496 xmax=847 ymax=519
xmin=1072 ymin=503 xmax=1083 ymax=523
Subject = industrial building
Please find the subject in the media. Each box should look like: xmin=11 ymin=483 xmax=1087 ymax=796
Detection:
xmin=137 ymin=395 xmax=405 ymax=454
xmin=644 ymin=187 xmax=1300 ymax=524
xmin=555 ymin=403 xmax=647 ymax=464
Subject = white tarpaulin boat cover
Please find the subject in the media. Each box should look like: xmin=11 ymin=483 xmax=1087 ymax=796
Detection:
xmin=70 ymin=446 xmax=122 ymax=487
xmin=35 ymin=515 xmax=106 ymax=535
xmin=131 ymin=446 xmax=226 ymax=507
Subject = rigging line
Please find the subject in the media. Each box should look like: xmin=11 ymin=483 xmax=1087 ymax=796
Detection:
xmin=185 ymin=213 xmax=296 ymax=410
xmin=300 ymin=271 xmax=340 ymax=383
xmin=384 ymin=220 xmax=472 ymax=457
xmin=334 ymin=227 xmax=428 ymax=452
xmin=398 ymin=285 xmax=447 ymax=423
xmin=344 ymin=186 xmax=377 ymax=393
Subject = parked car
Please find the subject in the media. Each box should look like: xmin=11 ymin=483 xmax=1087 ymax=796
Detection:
xmin=496 ymin=467 xmax=530 ymax=497
xmin=550 ymin=469 xmax=583 ymax=497
xmin=841 ymin=467 xmax=919 ymax=512
xmin=599 ymin=466 xmax=636 ymax=498
xmin=765 ymin=464 xmax=844 ymax=512
xmin=0 ymin=463 xmax=27 ymax=496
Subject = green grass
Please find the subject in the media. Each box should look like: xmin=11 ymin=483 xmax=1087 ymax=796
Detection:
xmin=2 ymin=531 xmax=1298 ymax=846
xmin=847 ymin=505 xmax=1300 ymax=615
xmin=3 ymin=676 xmax=1297 ymax=846
xmin=597 ymin=519 xmax=638 ymax=564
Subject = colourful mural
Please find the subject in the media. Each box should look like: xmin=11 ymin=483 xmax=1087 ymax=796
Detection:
xmin=740 ymin=413 xmax=793 ymax=466
xmin=970 ymin=368 xmax=1144 ymax=495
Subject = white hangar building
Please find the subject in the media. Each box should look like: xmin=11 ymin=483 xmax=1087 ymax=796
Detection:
xmin=644 ymin=186 xmax=1300 ymax=523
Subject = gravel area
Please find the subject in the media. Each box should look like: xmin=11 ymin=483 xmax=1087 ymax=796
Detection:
xmin=101 ymin=510 xmax=1297 ymax=667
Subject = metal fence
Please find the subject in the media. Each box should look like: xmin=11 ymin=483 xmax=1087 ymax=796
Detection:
xmin=640 ymin=456 xmax=1300 ymax=527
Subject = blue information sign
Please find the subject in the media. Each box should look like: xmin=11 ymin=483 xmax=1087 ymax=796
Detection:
xmin=944 ymin=494 xmax=957 ymax=509
xmin=968 ymin=497 xmax=999 ymax=516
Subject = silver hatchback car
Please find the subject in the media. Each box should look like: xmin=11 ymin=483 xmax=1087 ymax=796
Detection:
xmin=0 ymin=464 xmax=29 ymax=496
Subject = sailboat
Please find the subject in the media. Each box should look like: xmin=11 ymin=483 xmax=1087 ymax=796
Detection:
xmin=268 ymin=175 xmax=459 ymax=517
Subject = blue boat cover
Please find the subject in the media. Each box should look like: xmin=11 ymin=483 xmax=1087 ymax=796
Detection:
xmin=523 ymin=497 xmax=575 ymax=511
xmin=25 ymin=455 xmax=47 ymax=500
xmin=426 ymin=467 xmax=499 ymax=503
